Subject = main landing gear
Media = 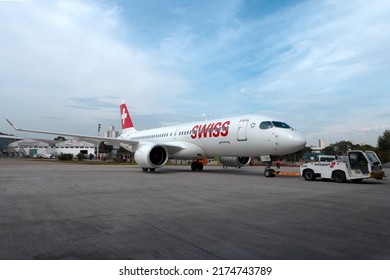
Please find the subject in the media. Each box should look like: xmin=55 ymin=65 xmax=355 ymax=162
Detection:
xmin=142 ymin=168 xmax=156 ymax=172
xmin=191 ymin=161 xmax=204 ymax=171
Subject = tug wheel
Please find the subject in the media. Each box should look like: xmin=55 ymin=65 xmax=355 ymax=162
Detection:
xmin=303 ymin=169 xmax=316 ymax=181
xmin=333 ymin=171 xmax=346 ymax=183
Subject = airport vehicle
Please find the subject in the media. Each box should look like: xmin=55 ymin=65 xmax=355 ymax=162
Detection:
xmin=6 ymin=102 xmax=306 ymax=173
xmin=318 ymin=155 xmax=336 ymax=162
xmin=300 ymin=150 xmax=385 ymax=183
xmin=34 ymin=153 xmax=53 ymax=159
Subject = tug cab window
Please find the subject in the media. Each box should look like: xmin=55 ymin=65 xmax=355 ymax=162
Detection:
xmin=349 ymin=151 xmax=369 ymax=174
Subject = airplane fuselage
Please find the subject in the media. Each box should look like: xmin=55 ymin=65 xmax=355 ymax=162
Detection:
xmin=118 ymin=114 xmax=305 ymax=160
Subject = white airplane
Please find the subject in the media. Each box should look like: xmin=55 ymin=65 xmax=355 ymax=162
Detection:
xmin=6 ymin=102 xmax=306 ymax=175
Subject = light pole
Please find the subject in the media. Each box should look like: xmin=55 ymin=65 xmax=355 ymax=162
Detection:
xmin=97 ymin=123 xmax=101 ymax=159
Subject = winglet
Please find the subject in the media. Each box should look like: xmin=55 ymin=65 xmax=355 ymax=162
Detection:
xmin=5 ymin=118 xmax=20 ymax=131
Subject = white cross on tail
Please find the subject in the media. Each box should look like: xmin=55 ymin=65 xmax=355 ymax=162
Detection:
xmin=121 ymin=108 xmax=127 ymax=125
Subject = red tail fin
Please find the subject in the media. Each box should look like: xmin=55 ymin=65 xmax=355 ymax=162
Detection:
xmin=120 ymin=103 xmax=134 ymax=130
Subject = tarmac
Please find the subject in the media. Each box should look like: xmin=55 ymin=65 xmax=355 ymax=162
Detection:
xmin=0 ymin=158 xmax=389 ymax=260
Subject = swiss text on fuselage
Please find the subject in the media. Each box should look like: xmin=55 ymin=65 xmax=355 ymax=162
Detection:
xmin=191 ymin=121 xmax=230 ymax=139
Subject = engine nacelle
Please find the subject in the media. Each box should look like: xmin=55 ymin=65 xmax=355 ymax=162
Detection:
xmin=219 ymin=156 xmax=251 ymax=167
xmin=134 ymin=144 xmax=168 ymax=168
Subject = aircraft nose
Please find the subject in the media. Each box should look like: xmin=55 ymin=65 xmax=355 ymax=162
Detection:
xmin=291 ymin=132 xmax=306 ymax=151
xmin=277 ymin=130 xmax=306 ymax=154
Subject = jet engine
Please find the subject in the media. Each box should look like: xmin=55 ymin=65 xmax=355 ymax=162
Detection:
xmin=219 ymin=156 xmax=251 ymax=167
xmin=134 ymin=144 xmax=168 ymax=168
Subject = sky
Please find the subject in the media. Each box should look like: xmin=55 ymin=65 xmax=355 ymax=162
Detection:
xmin=1 ymin=0 xmax=389 ymax=147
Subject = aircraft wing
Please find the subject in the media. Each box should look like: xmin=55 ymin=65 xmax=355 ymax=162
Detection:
xmin=159 ymin=142 xmax=185 ymax=154
xmin=5 ymin=118 xmax=139 ymax=146
xmin=5 ymin=118 xmax=187 ymax=154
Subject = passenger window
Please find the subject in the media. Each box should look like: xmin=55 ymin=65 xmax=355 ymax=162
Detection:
xmin=260 ymin=121 xmax=273 ymax=129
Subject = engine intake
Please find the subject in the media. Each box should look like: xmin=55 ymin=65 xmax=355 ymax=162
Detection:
xmin=134 ymin=144 xmax=168 ymax=168
xmin=219 ymin=156 xmax=251 ymax=167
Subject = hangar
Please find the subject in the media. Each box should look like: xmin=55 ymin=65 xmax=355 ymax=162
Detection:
xmin=55 ymin=138 xmax=95 ymax=157
xmin=4 ymin=138 xmax=95 ymax=158
xmin=0 ymin=133 xmax=22 ymax=157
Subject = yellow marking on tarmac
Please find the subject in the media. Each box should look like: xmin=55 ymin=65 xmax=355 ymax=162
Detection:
xmin=275 ymin=171 xmax=300 ymax=177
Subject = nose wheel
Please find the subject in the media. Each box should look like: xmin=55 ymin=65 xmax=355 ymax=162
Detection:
xmin=264 ymin=168 xmax=276 ymax=177
xmin=263 ymin=156 xmax=276 ymax=177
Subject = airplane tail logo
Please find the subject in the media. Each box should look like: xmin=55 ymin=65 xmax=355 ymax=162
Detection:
xmin=120 ymin=102 xmax=136 ymax=133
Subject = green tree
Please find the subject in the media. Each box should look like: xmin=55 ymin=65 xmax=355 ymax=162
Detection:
xmin=284 ymin=147 xmax=309 ymax=162
xmin=58 ymin=153 xmax=73 ymax=160
xmin=323 ymin=141 xmax=354 ymax=155
xmin=76 ymin=153 xmax=85 ymax=161
xmin=54 ymin=136 xmax=66 ymax=141
xmin=377 ymin=130 xmax=390 ymax=163
xmin=355 ymin=144 xmax=376 ymax=151
xmin=99 ymin=142 xmax=113 ymax=153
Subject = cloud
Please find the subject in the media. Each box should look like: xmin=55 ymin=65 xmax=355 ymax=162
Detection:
xmin=0 ymin=0 xmax=188 ymax=133
xmin=1 ymin=0 xmax=389 ymax=146
xmin=225 ymin=0 xmax=390 ymax=145
xmin=66 ymin=96 xmax=118 ymax=110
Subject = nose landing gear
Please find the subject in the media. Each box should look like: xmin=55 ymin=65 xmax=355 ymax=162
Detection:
xmin=264 ymin=168 xmax=276 ymax=177
xmin=263 ymin=156 xmax=276 ymax=177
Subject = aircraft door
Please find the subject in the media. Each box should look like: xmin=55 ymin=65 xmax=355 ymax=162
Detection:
xmin=237 ymin=120 xmax=249 ymax=141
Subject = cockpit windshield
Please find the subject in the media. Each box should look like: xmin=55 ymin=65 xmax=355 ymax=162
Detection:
xmin=259 ymin=121 xmax=273 ymax=129
xmin=259 ymin=121 xmax=291 ymax=129
xmin=272 ymin=121 xmax=291 ymax=129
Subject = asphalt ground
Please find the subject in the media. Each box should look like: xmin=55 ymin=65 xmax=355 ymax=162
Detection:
xmin=0 ymin=158 xmax=389 ymax=260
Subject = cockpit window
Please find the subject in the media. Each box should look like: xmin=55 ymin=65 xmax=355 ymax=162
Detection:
xmin=259 ymin=121 xmax=273 ymax=129
xmin=272 ymin=121 xmax=291 ymax=129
